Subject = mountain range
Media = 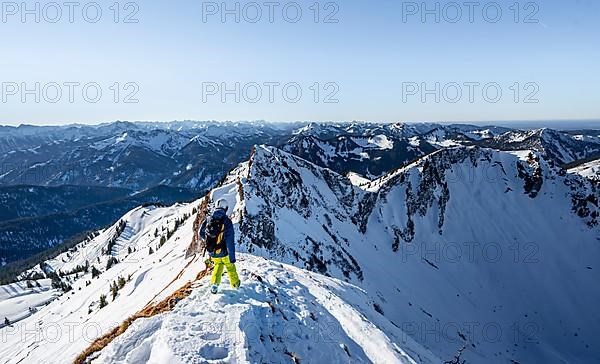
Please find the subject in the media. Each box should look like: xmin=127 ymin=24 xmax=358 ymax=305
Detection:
xmin=2 ymin=121 xmax=600 ymax=267
xmin=3 ymin=121 xmax=600 ymax=190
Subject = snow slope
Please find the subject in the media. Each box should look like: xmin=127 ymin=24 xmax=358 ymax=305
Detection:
xmin=93 ymin=255 xmax=432 ymax=364
xmin=569 ymin=158 xmax=600 ymax=181
xmin=0 ymin=203 xmax=202 ymax=363
xmin=0 ymin=195 xmax=432 ymax=363
xmin=0 ymin=279 xmax=57 ymax=325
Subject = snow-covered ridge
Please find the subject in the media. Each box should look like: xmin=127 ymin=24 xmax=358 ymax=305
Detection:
xmin=487 ymin=128 xmax=600 ymax=165
xmin=93 ymin=255 xmax=431 ymax=364
xmin=568 ymin=158 xmax=600 ymax=181
xmin=0 ymin=197 xmax=433 ymax=363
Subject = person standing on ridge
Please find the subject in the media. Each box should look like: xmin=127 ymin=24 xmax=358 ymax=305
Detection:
xmin=199 ymin=198 xmax=240 ymax=294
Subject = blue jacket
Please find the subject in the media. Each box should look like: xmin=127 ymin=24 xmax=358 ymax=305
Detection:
xmin=199 ymin=208 xmax=236 ymax=263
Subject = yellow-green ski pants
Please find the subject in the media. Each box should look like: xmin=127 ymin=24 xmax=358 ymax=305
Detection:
xmin=210 ymin=256 xmax=240 ymax=288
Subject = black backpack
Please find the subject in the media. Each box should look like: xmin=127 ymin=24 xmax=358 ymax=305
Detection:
xmin=205 ymin=215 xmax=226 ymax=254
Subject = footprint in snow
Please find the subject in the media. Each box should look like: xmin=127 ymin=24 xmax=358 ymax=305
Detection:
xmin=198 ymin=344 xmax=228 ymax=360
xmin=171 ymin=324 xmax=186 ymax=332
xmin=189 ymin=323 xmax=208 ymax=332
xmin=199 ymin=332 xmax=221 ymax=341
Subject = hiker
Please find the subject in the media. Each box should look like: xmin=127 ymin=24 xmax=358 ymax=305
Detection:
xmin=199 ymin=198 xmax=240 ymax=294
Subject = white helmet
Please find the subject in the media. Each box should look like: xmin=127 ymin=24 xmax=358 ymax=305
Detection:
xmin=215 ymin=198 xmax=229 ymax=212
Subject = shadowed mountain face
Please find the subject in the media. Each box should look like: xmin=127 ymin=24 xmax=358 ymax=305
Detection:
xmin=0 ymin=185 xmax=201 ymax=265
xmin=0 ymin=122 xmax=291 ymax=191
xmin=0 ymin=185 xmax=131 ymax=221
xmin=477 ymin=128 xmax=600 ymax=165
xmin=282 ymin=132 xmax=437 ymax=178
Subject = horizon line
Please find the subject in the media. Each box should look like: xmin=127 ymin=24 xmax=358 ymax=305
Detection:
xmin=2 ymin=118 xmax=600 ymax=129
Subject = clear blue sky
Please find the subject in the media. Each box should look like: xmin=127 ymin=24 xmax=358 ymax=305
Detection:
xmin=0 ymin=0 xmax=598 ymax=125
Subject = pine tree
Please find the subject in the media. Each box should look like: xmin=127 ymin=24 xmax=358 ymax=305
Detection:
xmin=118 ymin=276 xmax=126 ymax=289
xmin=91 ymin=265 xmax=100 ymax=279
xmin=149 ymin=246 xmax=154 ymax=255
xmin=106 ymin=257 xmax=118 ymax=270
xmin=99 ymin=294 xmax=108 ymax=308
xmin=111 ymin=282 xmax=118 ymax=301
